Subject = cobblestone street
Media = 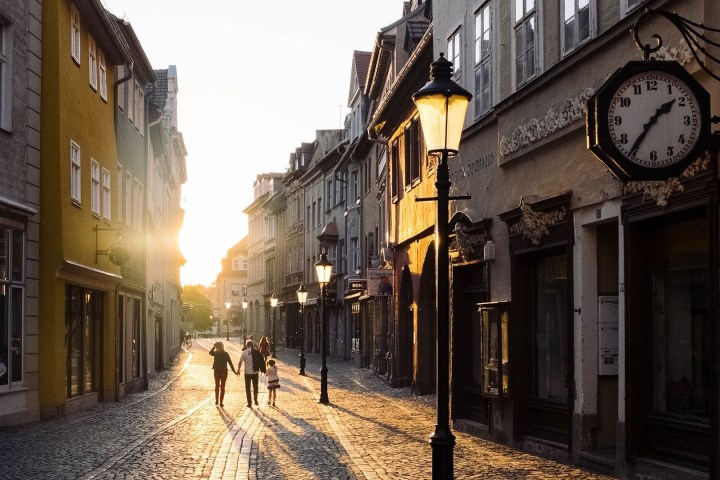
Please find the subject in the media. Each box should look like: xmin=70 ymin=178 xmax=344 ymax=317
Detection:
xmin=0 ymin=339 xmax=618 ymax=479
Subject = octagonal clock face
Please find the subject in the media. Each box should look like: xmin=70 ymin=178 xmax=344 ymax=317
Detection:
xmin=606 ymin=70 xmax=701 ymax=169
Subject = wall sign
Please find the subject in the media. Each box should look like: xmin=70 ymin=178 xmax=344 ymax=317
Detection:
xmin=587 ymin=60 xmax=710 ymax=181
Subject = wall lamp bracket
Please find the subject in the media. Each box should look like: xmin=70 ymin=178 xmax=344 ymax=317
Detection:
xmin=93 ymin=225 xmax=130 ymax=266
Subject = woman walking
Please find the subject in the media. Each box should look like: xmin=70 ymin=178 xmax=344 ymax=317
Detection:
xmin=258 ymin=336 xmax=271 ymax=360
xmin=209 ymin=341 xmax=237 ymax=407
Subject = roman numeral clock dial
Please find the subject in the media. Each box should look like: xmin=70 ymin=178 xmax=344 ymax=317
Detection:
xmin=588 ymin=61 xmax=710 ymax=181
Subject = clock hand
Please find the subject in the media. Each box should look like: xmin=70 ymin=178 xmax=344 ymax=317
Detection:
xmin=629 ymin=99 xmax=676 ymax=156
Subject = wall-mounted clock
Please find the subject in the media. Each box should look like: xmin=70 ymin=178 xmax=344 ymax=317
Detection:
xmin=587 ymin=61 xmax=710 ymax=181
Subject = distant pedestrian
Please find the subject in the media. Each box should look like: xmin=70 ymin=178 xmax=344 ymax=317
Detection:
xmin=209 ymin=341 xmax=237 ymax=407
xmin=265 ymin=359 xmax=280 ymax=407
xmin=237 ymin=339 xmax=260 ymax=408
xmin=258 ymin=336 xmax=271 ymax=360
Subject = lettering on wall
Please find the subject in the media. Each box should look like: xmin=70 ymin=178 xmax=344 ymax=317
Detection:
xmin=451 ymin=152 xmax=495 ymax=183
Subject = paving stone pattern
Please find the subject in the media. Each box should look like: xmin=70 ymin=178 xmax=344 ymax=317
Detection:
xmin=0 ymin=339 xmax=618 ymax=479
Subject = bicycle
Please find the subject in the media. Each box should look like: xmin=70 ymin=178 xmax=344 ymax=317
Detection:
xmin=183 ymin=334 xmax=192 ymax=348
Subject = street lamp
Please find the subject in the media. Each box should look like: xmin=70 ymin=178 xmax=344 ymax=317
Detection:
xmin=413 ymin=52 xmax=471 ymax=480
xmin=242 ymin=297 xmax=248 ymax=345
xmin=224 ymin=300 xmax=232 ymax=341
xmin=270 ymin=292 xmax=279 ymax=358
xmin=296 ymin=283 xmax=308 ymax=375
xmin=314 ymin=251 xmax=333 ymax=404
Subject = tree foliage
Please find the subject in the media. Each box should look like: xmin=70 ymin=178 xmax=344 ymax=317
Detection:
xmin=182 ymin=285 xmax=213 ymax=332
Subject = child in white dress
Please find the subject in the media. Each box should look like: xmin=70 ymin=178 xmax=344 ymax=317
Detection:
xmin=265 ymin=359 xmax=280 ymax=407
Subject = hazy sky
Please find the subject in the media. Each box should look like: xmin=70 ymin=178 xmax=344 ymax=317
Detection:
xmin=100 ymin=0 xmax=407 ymax=286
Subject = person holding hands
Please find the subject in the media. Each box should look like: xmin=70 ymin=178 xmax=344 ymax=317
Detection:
xmin=209 ymin=341 xmax=237 ymax=407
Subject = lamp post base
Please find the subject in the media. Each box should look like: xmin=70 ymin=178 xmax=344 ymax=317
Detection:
xmin=299 ymin=355 xmax=306 ymax=375
xmin=319 ymin=365 xmax=329 ymax=404
xmin=430 ymin=425 xmax=455 ymax=479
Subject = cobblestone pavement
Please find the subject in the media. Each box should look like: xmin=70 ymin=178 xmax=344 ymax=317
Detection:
xmin=0 ymin=339 xmax=618 ymax=479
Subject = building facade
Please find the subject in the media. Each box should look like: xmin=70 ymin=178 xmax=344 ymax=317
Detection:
xmin=146 ymin=66 xmax=187 ymax=372
xmin=425 ymin=0 xmax=719 ymax=478
xmin=0 ymin=0 xmax=42 ymax=426
xmin=39 ymin=0 xmax=131 ymax=417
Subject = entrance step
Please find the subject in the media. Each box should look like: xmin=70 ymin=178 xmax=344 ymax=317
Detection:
xmin=578 ymin=449 xmax=615 ymax=475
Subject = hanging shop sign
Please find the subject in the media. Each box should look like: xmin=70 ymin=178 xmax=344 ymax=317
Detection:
xmin=367 ymin=268 xmax=394 ymax=296
xmin=587 ymin=60 xmax=710 ymax=181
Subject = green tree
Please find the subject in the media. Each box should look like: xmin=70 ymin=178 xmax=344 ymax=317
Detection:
xmin=182 ymin=285 xmax=213 ymax=332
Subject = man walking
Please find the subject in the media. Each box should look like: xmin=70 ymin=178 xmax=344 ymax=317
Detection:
xmin=237 ymin=339 xmax=260 ymax=408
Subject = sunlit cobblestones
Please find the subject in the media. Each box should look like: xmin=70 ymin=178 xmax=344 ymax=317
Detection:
xmin=0 ymin=340 xmax=617 ymax=479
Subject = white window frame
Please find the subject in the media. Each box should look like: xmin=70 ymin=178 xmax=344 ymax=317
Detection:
xmin=88 ymin=35 xmax=97 ymax=90
xmin=514 ymin=0 xmax=539 ymax=87
xmin=71 ymin=141 xmax=81 ymax=204
xmin=102 ymin=167 xmax=111 ymax=221
xmin=71 ymin=4 xmax=81 ymax=64
xmin=561 ymin=0 xmax=593 ymax=56
xmin=90 ymin=159 xmax=100 ymax=216
xmin=98 ymin=51 xmax=107 ymax=100
xmin=447 ymin=29 xmax=462 ymax=76
xmin=474 ymin=2 xmax=493 ymax=116
xmin=0 ymin=21 xmax=12 ymax=132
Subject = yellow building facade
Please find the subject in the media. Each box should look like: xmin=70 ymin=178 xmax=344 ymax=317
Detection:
xmin=39 ymin=0 xmax=130 ymax=417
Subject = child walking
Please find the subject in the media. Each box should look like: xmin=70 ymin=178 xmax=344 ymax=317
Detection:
xmin=265 ymin=358 xmax=280 ymax=406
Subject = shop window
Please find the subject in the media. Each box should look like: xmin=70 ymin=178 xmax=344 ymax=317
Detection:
xmin=479 ymin=301 xmax=509 ymax=397
xmin=66 ymin=286 xmax=103 ymax=397
xmin=0 ymin=227 xmax=24 ymax=388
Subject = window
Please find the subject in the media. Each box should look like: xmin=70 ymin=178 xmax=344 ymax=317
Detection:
xmin=404 ymin=120 xmax=420 ymax=186
xmin=117 ymin=66 xmax=125 ymax=110
xmin=266 ymin=215 xmax=276 ymax=239
xmin=0 ymin=227 xmax=25 ymax=388
xmin=326 ymin=179 xmax=333 ymax=209
xmin=125 ymin=172 xmax=132 ymax=226
xmin=391 ymin=139 xmax=400 ymax=199
xmin=88 ymin=35 xmax=97 ymax=90
xmin=137 ymin=84 xmax=145 ymax=132
xmin=98 ymin=51 xmax=107 ymax=100
xmin=90 ymin=160 xmax=100 ymax=215
xmin=515 ymin=0 xmax=538 ymax=86
xmin=475 ymin=3 xmax=493 ymax=115
xmin=0 ymin=21 xmax=11 ymax=131
xmin=71 ymin=141 xmax=81 ymax=204
xmin=351 ymin=302 xmax=360 ymax=352
xmin=534 ymin=252 xmax=569 ymax=403
xmin=66 ymin=286 xmax=103 ymax=397
xmin=623 ymin=0 xmax=645 ymax=15
xmin=447 ymin=29 xmax=461 ymax=74
xmin=71 ymin=4 xmax=80 ymax=64
xmin=102 ymin=168 xmax=111 ymax=221
xmin=127 ymin=77 xmax=134 ymax=124
xmin=133 ymin=180 xmax=143 ymax=231
xmin=117 ymin=165 xmax=123 ymax=221
xmin=351 ymin=170 xmax=359 ymax=202
xmin=317 ymin=199 xmax=322 ymax=226
xmin=306 ymin=206 xmax=311 ymax=232
xmin=350 ymin=237 xmax=359 ymax=273
xmin=562 ymin=0 xmax=591 ymax=54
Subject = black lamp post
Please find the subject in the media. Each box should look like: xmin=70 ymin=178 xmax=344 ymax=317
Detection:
xmin=412 ymin=53 xmax=471 ymax=480
xmin=314 ymin=251 xmax=333 ymax=404
xmin=297 ymin=283 xmax=308 ymax=375
xmin=224 ymin=300 xmax=232 ymax=341
xmin=270 ymin=292 xmax=278 ymax=358
xmin=242 ymin=297 xmax=248 ymax=345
